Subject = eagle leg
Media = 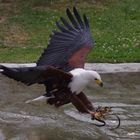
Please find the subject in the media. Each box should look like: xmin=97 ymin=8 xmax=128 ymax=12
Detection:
xmin=46 ymin=89 xmax=94 ymax=115
xmin=77 ymin=92 xmax=95 ymax=111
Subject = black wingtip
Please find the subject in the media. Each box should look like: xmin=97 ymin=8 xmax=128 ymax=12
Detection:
xmin=73 ymin=7 xmax=78 ymax=17
xmin=72 ymin=7 xmax=90 ymax=29
xmin=66 ymin=7 xmax=72 ymax=16
xmin=73 ymin=7 xmax=85 ymax=28
xmin=66 ymin=7 xmax=79 ymax=29
xmin=73 ymin=7 xmax=79 ymax=18
xmin=73 ymin=7 xmax=77 ymax=12
xmin=66 ymin=7 xmax=70 ymax=12
xmin=73 ymin=6 xmax=77 ymax=10
xmin=83 ymin=14 xmax=89 ymax=28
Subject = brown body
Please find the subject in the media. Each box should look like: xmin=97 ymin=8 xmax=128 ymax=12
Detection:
xmin=47 ymin=88 xmax=94 ymax=113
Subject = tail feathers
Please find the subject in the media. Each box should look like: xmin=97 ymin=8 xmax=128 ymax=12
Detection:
xmin=25 ymin=95 xmax=53 ymax=104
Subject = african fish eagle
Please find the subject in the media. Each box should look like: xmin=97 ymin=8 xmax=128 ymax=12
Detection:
xmin=0 ymin=7 xmax=103 ymax=118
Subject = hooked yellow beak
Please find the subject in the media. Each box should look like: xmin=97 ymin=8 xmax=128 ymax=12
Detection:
xmin=95 ymin=79 xmax=103 ymax=87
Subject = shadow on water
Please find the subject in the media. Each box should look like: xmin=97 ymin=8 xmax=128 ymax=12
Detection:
xmin=0 ymin=72 xmax=140 ymax=140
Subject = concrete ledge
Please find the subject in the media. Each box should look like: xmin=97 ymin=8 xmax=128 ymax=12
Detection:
xmin=0 ymin=63 xmax=140 ymax=73
xmin=85 ymin=63 xmax=140 ymax=73
xmin=0 ymin=63 xmax=36 ymax=68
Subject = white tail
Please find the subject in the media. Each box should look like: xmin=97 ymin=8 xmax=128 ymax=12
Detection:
xmin=25 ymin=96 xmax=49 ymax=104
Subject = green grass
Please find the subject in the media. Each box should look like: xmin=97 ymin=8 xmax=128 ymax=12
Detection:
xmin=0 ymin=0 xmax=140 ymax=63
xmin=0 ymin=46 xmax=42 ymax=63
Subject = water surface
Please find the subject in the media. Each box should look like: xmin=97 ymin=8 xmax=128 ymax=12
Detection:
xmin=0 ymin=72 xmax=140 ymax=140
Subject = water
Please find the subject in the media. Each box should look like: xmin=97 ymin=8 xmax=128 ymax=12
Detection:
xmin=0 ymin=72 xmax=140 ymax=140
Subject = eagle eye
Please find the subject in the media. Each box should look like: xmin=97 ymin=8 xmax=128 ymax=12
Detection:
xmin=95 ymin=78 xmax=97 ymax=80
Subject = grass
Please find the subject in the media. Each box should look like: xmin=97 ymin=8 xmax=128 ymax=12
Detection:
xmin=0 ymin=0 xmax=140 ymax=63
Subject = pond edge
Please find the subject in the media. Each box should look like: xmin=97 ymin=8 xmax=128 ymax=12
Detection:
xmin=0 ymin=63 xmax=140 ymax=73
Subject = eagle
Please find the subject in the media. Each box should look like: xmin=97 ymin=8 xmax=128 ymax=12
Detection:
xmin=0 ymin=7 xmax=103 ymax=118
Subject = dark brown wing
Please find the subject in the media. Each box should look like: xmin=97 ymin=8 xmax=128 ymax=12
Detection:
xmin=0 ymin=65 xmax=72 ymax=86
xmin=37 ymin=7 xmax=94 ymax=71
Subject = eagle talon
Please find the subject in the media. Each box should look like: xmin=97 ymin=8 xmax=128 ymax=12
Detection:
xmin=91 ymin=112 xmax=105 ymax=121
xmin=90 ymin=106 xmax=120 ymax=129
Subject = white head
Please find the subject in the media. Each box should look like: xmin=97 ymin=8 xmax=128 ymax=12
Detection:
xmin=87 ymin=70 xmax=103 ymax=87
xmin=69 ymin=68 xmax=103 ymax=94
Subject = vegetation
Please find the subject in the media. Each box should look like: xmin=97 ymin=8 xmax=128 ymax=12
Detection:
xmin=0 ymin=0 xmax=140 ymax=63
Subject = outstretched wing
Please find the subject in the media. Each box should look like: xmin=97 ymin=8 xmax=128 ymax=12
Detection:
xmin=0 ymin=65 xmax=72 ymax=86
xmin=37 ymin=7 xmax=94 ymax=71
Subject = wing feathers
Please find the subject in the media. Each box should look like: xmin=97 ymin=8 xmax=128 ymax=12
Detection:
xmin=83 ymin=14 xmax=89 ymax=29
xmin=66 ymin=8 xmax=79 ymax=29
xmin=0 ymin=65 xmax=72 ymax=85
xmin=37 ymin=7 xmax=94 ymax=70
xmin=56 ymin=21 xmax=77 ymax=35
xmin=52 ymin=32 xmax=75 ymax=39
xmin=73 ymin=7 xmax=84 ymax=28
xmin=56 ymin=21 xmax=68 ymax=32
xmin=60 ymin=17 xmax=74 ymax=30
